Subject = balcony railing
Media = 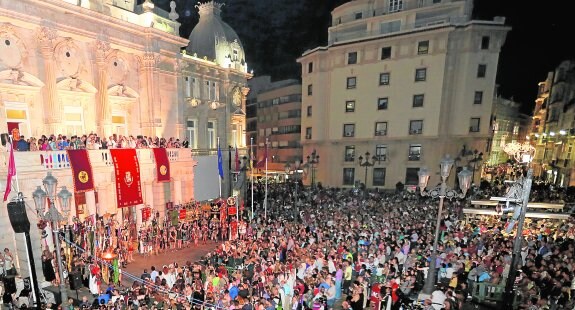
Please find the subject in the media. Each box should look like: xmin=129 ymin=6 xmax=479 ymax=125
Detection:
xmin=3 ymin=148 xmax=194 ymax=173
xmin=408 ymin=152 xmax=421 ymax=161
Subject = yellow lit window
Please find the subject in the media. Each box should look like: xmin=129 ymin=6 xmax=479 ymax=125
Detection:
xmin=112 ymin=116 xmax=125 ymax=124
xmin=6 ymin=109 xmax=27 ymax=119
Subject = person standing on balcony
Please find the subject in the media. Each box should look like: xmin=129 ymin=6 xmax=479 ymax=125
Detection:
xmin=16 ymin=135 xmax=29 ymax=151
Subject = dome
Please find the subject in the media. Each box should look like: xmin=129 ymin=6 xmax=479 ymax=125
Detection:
xmin=186 ymin=2 xmax=247 ymax=72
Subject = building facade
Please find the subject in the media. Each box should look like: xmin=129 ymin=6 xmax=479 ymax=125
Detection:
xmin=249 ymin=78 xmax=302 ymax=172
xmin=297 ymin=0 xmax=509 ymax=189
xmin=530 ymin=60 xmax=575 ymax=186
xmin=0 ymin=0 xmax=249 ymax=280
xmin=487 ymin=96 xmax=530 ymax=167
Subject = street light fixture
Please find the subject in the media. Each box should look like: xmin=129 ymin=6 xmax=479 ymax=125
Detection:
xmin=285 ymin=160 xmax=302 ymax=207
xmin=304 ymin=150 xmax=320 ymax=188
xmin=358 ymin=151 xmax=377 ymax=192
xmin=32 ymin=172 xmax=72 ymax=304
xmin=417 ymin=156 xmax=472 ymax=296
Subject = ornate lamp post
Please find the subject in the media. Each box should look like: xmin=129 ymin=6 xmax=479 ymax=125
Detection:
xmin=358 ymin=151 xmax=377 ymax=191
xmin=304 ymin=150 xmax=320 ymax=188
xmin=417 ymin=156 xmax=472 ymax=295
xmin=32 ymin=172 xmax=73 ymax=303
xmin=285 ymin=160 xmax=303 ymax=207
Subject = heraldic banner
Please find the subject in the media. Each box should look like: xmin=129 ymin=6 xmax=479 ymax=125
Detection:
xmin=110 ymin=149 xmax=143 ymax=207
xmin=67 ymin=149 xmax=95 ymax=193
xmin=152 ymin=148 xmax=171 ymax=182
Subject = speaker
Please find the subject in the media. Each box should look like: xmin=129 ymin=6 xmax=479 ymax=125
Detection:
xmin=69 ymin=273 xmax=83 ymax=290
xmin=1 ymin=133 xmax=9 ymax=146
xmin=7 ymin=200 xmax=30 ymax=233
xmin=2 ymin=276 xmax=16 ymax=294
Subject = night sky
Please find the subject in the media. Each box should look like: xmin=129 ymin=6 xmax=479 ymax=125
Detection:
xmin=148 ymin=0 xmax=574 ymax=115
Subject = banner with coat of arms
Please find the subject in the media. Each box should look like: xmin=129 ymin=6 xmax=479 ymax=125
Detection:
xmin=67 ymin=149 xmax=95 ymax=193
xmin=110 ymin=149 xmax=143 ymax=207
xmin=152 ymin=148 xmax=171 ymax=182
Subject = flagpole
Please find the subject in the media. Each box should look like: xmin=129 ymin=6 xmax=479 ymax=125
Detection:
xmin=217 ymin=137 xmax=222 ymax=198
xmin=250 ymin=137 xmax=254 ymax=221
xmin=264 ymin=138 xmax=268 ymax=220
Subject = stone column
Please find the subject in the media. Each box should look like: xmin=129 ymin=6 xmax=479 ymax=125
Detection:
xmin=37 ymin=26 xmax=61 ymax=133
xmin=173 ymin=179 xmax=182 ymax=204
xmin=140 ymin=52 xmax=159 ymax=137
xmin=95 ymin=40 xmax=111 ymax=136
xmin=145 ymin=182 xmax=154 ymax=220
xmin=136 ymin=204 xmax=143 ymax=229
xmin=85 ymin=190 xmax=97 ymax=219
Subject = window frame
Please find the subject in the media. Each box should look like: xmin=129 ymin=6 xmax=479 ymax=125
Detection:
xmin=346 ymin=77 xmax=357 ymax=89
xmin=375 ymin=122 xmax=388 ymax=136
xmin=379 ymin=72 xmax=390 ymax=86
xmin=345 ymin=100 xmax=356 ymax=113
xmin=308 ymin=62 xmax=313 ymax=73
xmin=344 ymin=145 xmax=356 ymax=162
xmin=377 ymin=97 xmax=389 ymax=110
xmin=405 ymin=167 xmax=420 ymax=185
xmin=343 ymin=168 xmax=355 ymax=186
xmin=417 ymin=40 xmax=429 ymax=55
xmin=409 ymin=120 xmax=423 ymax=135
xmin=413 ymin=94 xmax=425 ymax=108
xmin=408 ymin=144 xmax=422 ymax=161
xmin=381 ymin=46 xmax=392 ymax=60
xmin=305 ymin=127 xmax=312 ymax=139
xmin=373 ymin=168 xmax=386 ymax=186
xmin=375 ymin=144 xmax=387 ymax=162
xmin=473 ymin=91 xmax=483 ymax=105
xmin=470 ymin=117 xmax=481 ymax=132
xmin=307 ymin=84 xmax=313 ymax=96
xmin=343 ymin=123 xmax=356 ymax=137
xmin=347 ymin=52 xmax=358 ymax=65
xmin=481 ymin=36 xmax=490 ymax=50
xmin=415 ymin=68 xmax=427 ymax=82
xmin=477 ymin=64 xmax=487 ymax=78
xmin=307 ymin=106 xmax=312 ymax=116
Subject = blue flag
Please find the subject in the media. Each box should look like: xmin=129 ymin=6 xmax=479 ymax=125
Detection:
xmin=217 ymin=143 xmax=224 ymax=179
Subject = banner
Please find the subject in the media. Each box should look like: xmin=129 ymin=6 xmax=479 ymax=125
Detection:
xmin=67 ymin=149 xmax=95 ymax=193
xmin=152 ymin=148 xmax=171 ymax=182
xmin=110 ymin=149 xmax=143 ymax=208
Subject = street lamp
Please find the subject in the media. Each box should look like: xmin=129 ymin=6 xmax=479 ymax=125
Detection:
xmin=32 ymin=172 xmax=73 ymax=304
xmin=304 ymin=150 xmax=320 ymax=188
xmin=285 ymin=160 xmax=302 ymax=207
xmin=358 ymin=151 xmax=377 ymax=192
xmin=417 ymin=156 xmax=472 ymax=296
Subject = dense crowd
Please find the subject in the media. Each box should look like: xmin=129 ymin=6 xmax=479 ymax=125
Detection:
xmin=12 ymin=133 xmax=189 ymax=151
xmin=4 ymin=179 xmax=575 ymax=310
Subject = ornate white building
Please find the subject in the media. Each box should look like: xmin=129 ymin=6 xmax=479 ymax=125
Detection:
xmin=0 ymin=0 xmax=250 ymax=281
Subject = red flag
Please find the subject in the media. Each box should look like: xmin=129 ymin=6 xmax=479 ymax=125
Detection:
xmin=110 ymin=149 xmax=143 ymax=207
xmin=67 ymin=149 xmax=95 ymax=193
xmin=3 ymin=142 xmax=16 ymax=201
xmin=235 ymin=145 xmax=239 ymax=171
xmin=256 ymin=143 xmax=267 ymax=168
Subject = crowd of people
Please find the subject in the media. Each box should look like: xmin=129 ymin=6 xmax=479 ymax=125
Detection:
xmin=12 ymin=133 xmax=189 ymax=151
xmin=4 ymin=178 xmax=575 ymax=310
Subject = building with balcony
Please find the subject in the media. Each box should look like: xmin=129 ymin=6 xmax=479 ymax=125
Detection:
xmin=0 ymin=0 xmax=250 ymax=280
xmin=297 ymin=0 xmax=509 ymax=189
xmin=485 ymin=95 xmax=530 ymax=170
xmin=530 ymin=60 xmax=575 ymax=185
xmin=249 ymin=78 xmax=302 ymax=172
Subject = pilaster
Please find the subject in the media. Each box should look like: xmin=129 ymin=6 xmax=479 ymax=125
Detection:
xmin=37 ymin=26 xmax=61 ymax=132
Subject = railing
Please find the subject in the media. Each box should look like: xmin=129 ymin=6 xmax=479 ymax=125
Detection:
xmin=329 ymin=15 xmax=472 ymax=45
xmin=4 ymin=148 xmax=202 ymax=173
xmin=471 ymin=282 xmax=521 ymax=307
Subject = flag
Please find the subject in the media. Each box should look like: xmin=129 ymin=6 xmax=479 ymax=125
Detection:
xmin=235 ymin=145 xmax=239 ymax=171
xmin=217 ymin=143 xmax=224 ymax=179
xmin=3 ymin=142 xmax=16 ymax=201
xmin=256 ymin=143 xmax=267 ymax=168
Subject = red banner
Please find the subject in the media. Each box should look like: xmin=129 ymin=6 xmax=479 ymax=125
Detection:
xmin=110 ymin=149 xmax=143 ymax=207
xmin=179 ymin=209 xmax=187 ymax=220
xmin=142 ymin=207 xmax=151 ymax=221
xmin=152 ymin=148 xmax=171 ymax=182
xmin=67 ymin=149 xmax=95 ymax=193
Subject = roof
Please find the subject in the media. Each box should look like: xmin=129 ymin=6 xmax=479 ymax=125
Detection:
xmin=185 ymin=2 xmax=244 ymax=61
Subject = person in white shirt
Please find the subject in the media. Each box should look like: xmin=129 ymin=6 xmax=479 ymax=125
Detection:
xmin=430 ymin=287 xmax=446 ymax=310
